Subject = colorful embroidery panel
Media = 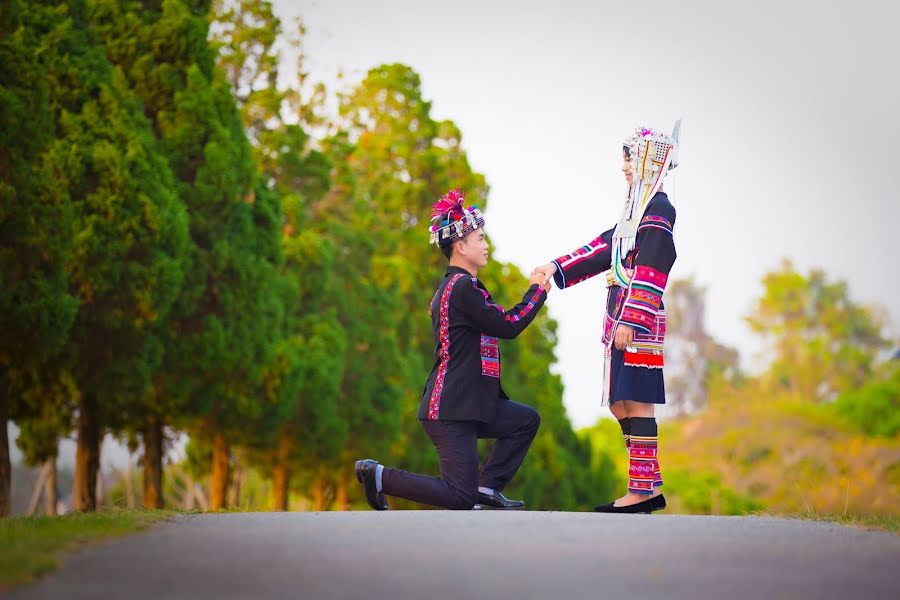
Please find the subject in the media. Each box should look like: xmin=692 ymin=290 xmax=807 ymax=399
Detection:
xmin=427 ymin=273 xmax=466 ymax=420
xmin=480 ymin=335 xmax=500 ymax=378
xmin=620 ymin=265 xmax=668 ymax=333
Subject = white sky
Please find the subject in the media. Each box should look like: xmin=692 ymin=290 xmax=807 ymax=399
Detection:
xmin=272 ymin=0 xmax=899 ymax=428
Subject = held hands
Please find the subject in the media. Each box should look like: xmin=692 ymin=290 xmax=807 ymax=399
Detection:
xmin=529 ymin=263 xmax=557 ymax=293
xmin=529 ymin=269 xmax=552 ymax=293
xmin=614 ymin=323 xmax=635 ymax=350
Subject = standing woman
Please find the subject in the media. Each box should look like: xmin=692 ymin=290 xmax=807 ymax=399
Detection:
xmin=536 ymin=123 xmax=681 ymax=513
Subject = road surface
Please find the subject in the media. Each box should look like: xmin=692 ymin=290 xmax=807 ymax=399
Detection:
xmin=9 ymin=511 xmax=899 ymax=599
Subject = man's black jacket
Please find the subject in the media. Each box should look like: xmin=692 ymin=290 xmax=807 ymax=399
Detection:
xmin=417 ymin=266 xmax=547 ymax=423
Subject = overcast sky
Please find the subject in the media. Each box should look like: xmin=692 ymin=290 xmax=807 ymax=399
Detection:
xmin=270 ymin=0 xmax=899 ymax=428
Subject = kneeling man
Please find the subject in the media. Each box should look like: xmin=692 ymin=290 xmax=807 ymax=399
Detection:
xmin=356 ymin=189 xmax=549 ymax=510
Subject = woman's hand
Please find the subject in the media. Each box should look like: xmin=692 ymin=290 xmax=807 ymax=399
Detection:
xmin=614 ymin=323 xmax=635 ymax=350
xmin=533 ymin=262 xmax=557 ymax=286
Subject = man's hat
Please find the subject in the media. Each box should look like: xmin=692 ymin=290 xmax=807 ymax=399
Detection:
xmin=428 ymin=189 xmax=485 ymax=247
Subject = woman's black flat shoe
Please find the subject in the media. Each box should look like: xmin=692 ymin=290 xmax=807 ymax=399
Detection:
xmin=593 ymin=493 xmax=665 ymax=514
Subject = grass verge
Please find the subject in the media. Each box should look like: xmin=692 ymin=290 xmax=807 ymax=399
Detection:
xmin=755 ymin=511 xmax=899 ymax=533
xmin=0 ymin=509 xmax=171 ymax=591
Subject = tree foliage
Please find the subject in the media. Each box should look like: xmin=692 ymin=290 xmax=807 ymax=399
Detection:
xmin=2 ymin=0 xmax=895 ymax=518
xmin=746 ymin=260 xmax=888 ymax=401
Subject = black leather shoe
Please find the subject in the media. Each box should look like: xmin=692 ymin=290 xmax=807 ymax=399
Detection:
xmin=476 ymin=490 xmax=524 ymax=509
xmin=593 ymin=493 xmax=666 ymax=514
xmin=355 ymin=459 xmax=388 ymax=511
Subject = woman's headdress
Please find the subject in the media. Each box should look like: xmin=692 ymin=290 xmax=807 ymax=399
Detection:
xmin=608 ymin=120 xmax=682 ymax=288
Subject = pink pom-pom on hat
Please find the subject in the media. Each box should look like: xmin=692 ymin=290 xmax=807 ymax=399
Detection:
xmin=428 ymin=188 xmax=485 ymax=247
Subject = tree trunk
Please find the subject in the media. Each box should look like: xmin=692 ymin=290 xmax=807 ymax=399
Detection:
xmin=312 ymin=476 xmax=327 ymax=511
xmin=228 ymin=450 xmax=243 ymax=508
xmin=209 ymin=432 xmax=230 ymax=510
xmin=96 ymin=468 xmax=105 ymax=508
xmin=0 ymin=383 xmax=10 ymax=517
xmin=271 ymin=435 xmax=291 ymax=511
xmin=72 ymin=395 xmax=100 ymax=512
xmin=335 ymin=476 xmax=348 ymax=512
xmin=183 ymin=474 xmax=195 ymax=510
xmin=27 ymin=462 xmax=49 ymax=516
xmin=123 ymin=463 xmax=135 ymax=509
xmin=44 ymin=457 xmax=57 ymax=516
xmin=142 ymin=417 xmax=164 ymax=509
xmin=194 ymin=481 xmax=209 ymax=511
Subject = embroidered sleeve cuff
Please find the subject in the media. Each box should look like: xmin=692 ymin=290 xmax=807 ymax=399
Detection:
xmin=618 ymin=310 xmax=653 ymax=333
xmin=551 ymin=260 xmax=566 ymax=289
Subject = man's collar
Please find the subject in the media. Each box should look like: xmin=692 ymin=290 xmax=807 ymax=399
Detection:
xmin=446 ymin=265 xmax=474 ymax=277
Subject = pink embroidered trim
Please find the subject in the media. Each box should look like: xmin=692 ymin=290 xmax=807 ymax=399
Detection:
xmin=471 ymin=278 xmax=544 ymax=323
xmin=427 ymin=273 xmax=465 ymax=420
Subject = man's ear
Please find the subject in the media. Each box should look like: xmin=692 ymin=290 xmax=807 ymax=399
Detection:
xmin=455 ymin=239 xmax=465 ymax=256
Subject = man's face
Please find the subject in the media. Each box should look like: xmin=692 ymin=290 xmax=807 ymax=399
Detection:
xmin=459 ymin=228 xmax=489 ymax=268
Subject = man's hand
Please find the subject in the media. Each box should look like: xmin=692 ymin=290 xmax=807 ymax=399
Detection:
xmin=614 ymin=323 xmax=635 ymax=350
xmin=528 ymin=269 xmax=552 ymax=294
xmin=532 ymin=262 xmax=557 ymax=286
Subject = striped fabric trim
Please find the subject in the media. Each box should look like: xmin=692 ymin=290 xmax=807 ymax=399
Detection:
xmin=553 ymin=235 xmax=609 ymax=289
xmin=628 ymin=435 xmax=663 ymax=494
xmin=472 ymin=278 xmax=544 ymax=323
xmin=480 ymin=335 xmax=500 ymax=378
xmin=637 ymin=214 xmax=673 ymax=235
xmin=620 ymin=265 xmax=668 ymax=333
xmin=427 ymin=273 xmax=466 ymax=420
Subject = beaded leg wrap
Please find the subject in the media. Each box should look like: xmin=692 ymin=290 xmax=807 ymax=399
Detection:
xmin=628 ymin=417 xmax=663 ymax=494
xmin=618 ymin=417 xmax=631 ymax=449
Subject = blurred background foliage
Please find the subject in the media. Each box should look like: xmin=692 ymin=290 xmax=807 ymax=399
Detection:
xmin=1 ymin=0 xmax=896 ymax=519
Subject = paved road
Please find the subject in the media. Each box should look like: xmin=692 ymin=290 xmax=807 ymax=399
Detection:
xmin=8 ymin=511 xmax=900 ymax=600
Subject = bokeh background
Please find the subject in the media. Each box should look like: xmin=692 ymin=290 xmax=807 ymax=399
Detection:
xmin=2 ymin=0 xmax=897 ymax=518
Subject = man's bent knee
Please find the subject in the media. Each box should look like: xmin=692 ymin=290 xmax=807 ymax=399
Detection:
xmin=449 ymin=490 xmax=478 ymax=510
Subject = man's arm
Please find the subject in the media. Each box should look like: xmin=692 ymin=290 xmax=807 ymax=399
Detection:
xmin=453 ymin=275 xmax=548 ymax=340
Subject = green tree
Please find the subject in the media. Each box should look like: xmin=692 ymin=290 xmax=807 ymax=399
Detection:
xmin=210 ymin=0 xmax=349 ymax=510
xmin=337 ymin=63 xmax=603 ymax=510
xmin=2 ymin=0 xmax=189 ymax=513
xmin=0 ymin=0 xmax=79 ymax=516
xmin=746 ymin=260 xmax=888 ymax=401
xmin=833 ymin=361 xmax=900 ymax=438
xmin=91 ymin=0 xmax=283 ymax=509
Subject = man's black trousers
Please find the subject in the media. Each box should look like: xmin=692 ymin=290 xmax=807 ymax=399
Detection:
xmin=381 ymin=400 xmax=540 ymax=510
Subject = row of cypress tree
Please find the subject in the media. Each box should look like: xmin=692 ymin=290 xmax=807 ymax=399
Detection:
xmin=0 ymin=0 xmax=614 ymax=515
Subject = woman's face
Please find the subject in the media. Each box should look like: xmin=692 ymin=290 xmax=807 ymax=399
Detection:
xmin=622 ymin=151 xmax=634 ymax=186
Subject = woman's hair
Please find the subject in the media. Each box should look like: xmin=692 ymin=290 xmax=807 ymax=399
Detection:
xmin=623 ymin=145 xmax=631 ymax=159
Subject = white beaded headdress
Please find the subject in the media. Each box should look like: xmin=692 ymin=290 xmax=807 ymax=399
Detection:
xmin=608 ymin=120 xmax=682 ymax=288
